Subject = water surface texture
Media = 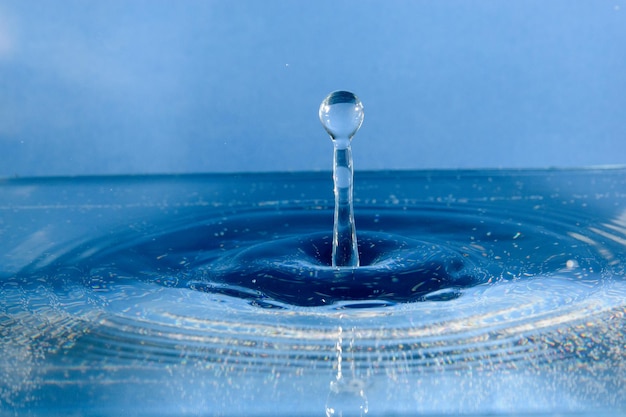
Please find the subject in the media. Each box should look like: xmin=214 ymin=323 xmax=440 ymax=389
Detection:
xmin=1 ymin=169 xmax=625 ymax=416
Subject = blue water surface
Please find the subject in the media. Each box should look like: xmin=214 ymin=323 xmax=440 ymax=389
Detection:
xmin=1 ymin=169 xmax=625 ymax=416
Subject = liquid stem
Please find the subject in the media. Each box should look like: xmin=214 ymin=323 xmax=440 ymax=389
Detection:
xmin=333 ymin=139 xmax=359 ymax=267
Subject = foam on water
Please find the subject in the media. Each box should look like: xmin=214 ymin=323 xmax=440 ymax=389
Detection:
xmin=1 ymin=169 xmax=626 ymax=416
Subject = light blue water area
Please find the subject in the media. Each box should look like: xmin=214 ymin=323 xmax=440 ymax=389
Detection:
xmin=1 ymin=169 xmax=626 ymax=416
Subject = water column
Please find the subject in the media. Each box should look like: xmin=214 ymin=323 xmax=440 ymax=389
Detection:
xmin=319 ymin=91 xmax=364 ymax=267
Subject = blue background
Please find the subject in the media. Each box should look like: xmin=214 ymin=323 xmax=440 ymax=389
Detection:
xmin=1 ymin=0 xmax=625 ymax=177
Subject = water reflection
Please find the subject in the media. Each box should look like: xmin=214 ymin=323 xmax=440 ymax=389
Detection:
xmin=326 ymin=326 xmax=369 ymax=417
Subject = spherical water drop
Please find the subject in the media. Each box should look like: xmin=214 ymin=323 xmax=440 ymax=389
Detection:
xmin=319 ymin=91 xmax=364 ymax=142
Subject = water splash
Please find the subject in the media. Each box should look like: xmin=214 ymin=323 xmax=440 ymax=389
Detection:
xmin=1 ymin=167 xmax=626 ymax=415
xmin=320 ymin=91 xmax=364 ymax=267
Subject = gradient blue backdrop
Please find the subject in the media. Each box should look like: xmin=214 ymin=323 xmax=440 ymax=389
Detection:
xmin=1 ymin=0 xmax=625 ymax=176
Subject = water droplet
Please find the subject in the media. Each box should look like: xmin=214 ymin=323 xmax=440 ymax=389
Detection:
xmin=319 ymin=91 xmax=364 ymax=143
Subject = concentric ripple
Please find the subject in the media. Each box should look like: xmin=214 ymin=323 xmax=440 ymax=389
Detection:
xmin=1 ymin=169 xmax=626 ymax=415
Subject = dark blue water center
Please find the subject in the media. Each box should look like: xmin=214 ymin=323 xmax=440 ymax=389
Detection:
xmin=36 ymin=202 xmax=606 ymax=309
xmin=205 ymin=231 xmax=477 ymax=307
